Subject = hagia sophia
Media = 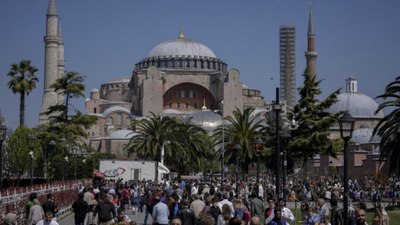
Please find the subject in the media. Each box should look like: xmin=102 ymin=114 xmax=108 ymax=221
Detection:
xmin=39 ymin=0 xmax=388 ymax=179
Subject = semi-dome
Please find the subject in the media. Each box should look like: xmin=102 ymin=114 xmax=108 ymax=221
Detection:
xmin=147 ymin=33 xmax=217 ymax=58
xmin=327 ymin=77 xmax=384 ymax=118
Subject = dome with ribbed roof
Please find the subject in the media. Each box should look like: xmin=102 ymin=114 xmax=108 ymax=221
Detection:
xmin=327 ymin=76 xmax=384 ymax=118
xmin=147 ymin=32 xmax=216 ymax=58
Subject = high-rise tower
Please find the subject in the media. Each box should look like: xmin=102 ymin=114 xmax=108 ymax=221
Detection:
xmin=305 ymin=1 xmax=318 ymax=78
xmin=40 ymin=0 xmax=64 ymax=124
xmin=279 ymin=26 xmax=296 ymax=107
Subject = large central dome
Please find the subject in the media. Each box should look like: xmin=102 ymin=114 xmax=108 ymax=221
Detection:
xmin=147 ymin=33 xmax=217 ymax=58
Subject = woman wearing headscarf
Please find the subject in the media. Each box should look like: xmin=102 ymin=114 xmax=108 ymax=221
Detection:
xmin=372 ymin=201 xmax=390 ymax=225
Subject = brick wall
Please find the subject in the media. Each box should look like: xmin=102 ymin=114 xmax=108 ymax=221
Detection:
xmin=0 ymin=179 xmax=90 ymax=224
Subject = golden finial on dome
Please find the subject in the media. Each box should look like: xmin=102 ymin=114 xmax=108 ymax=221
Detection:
xmin=202 ymin=98 xmax=207 ymax=110
xmin=178 ymin=26 xmax=185 ymax=39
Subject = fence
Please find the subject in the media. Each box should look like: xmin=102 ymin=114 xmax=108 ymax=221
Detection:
xmin=0 ymin=179 xmax=91 ymax=224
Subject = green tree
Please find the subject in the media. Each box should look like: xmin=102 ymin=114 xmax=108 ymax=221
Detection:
xmin=290 ymin=71 xmax=341 ymax=164
xmin=170 ymin=118 xmax=208 ymax=175
xmin=7 ymin=60 xmax=39 ymax=127
xmin=125 ymin=113 xmax=176 ymax=160
xmin=214 ymin=107 xmax=264 ymax=173
xmin=5 ymin=126 xmax=40 ymax=185
xmin=45 ymin=71 xmax=85 ymax=123
xmin=41 ymin=71 xmax=97 ymax=143
xmin=373 ymin=76 xmax=400 ymax=174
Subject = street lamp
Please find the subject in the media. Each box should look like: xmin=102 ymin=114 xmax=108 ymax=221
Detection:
xmin=233 ymin=143 xmax=241 ymax=196
xmin=161 ymin=140 xmax=170 ymax=165
xmin=0 ymin=124 xmax=7 ymax=189
xmin=273 ymin=87 xmax=282 ymax=198
xmin=29 ymin=151 xmax=34 ymax=186
xmin=64 ymin=156 xmax=69 ymax=180
xmin=48 ymin=140 xmax=56 ymax=180
xmin=214 ymin=104 xmax=225 ymax=189
xmin=27 ymin=134 xmax=36 ymax=186
xmin=338 ymin=111 xmax=355 ymax=222
xmin=280 ymin=130 xmax=291 ymax=199
xmin=252 ymin=138 xmax=264 ymax=185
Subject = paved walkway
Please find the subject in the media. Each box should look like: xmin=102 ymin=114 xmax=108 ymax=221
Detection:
xmin=59 ymin=206 xmax=152 ymax=225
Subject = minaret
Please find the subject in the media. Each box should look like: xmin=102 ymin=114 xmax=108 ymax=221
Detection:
xmin=57 ymin=21 xmax=65 ymax=104
xmin=305 ymin=0 xmax=318 ymax=78
xmin=40 ymin=0 xmax=61 ymax=124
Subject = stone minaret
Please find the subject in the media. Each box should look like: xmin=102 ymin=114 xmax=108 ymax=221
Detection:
xmin=40 ymin=0 xmax=64 ymax=124
xmin=305 ymin=0 xmax=318 ymax=78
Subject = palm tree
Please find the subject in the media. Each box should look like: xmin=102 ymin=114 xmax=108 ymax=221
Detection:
xmin=7 ymin=60 xmax=39 ymax=127
xmin=171 ymin=118 xmax=208 ymax=175
xmin=214 ymin=107 xmax=264 ymax=173
xmin=45 ymin=71 xmax=85 ymax=123
xmin=125 ymin=113 xmax=176 ymax=161
xmin=373 ymin=76 xmax=400 ymax=174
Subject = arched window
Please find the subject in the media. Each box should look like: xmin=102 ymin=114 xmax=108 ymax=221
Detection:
xmin=94 ymin=107 xmax=97 ymax=113
xmin=106 ymin=117 xmax=113 ymax=125
xmin=117 ymin=113 xmax=123 ymax=126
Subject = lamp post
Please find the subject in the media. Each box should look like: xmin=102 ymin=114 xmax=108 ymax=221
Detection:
xmin=48 ymin=140 xmax=56 ymax=180
xmin=280 ymin=130 xmax=291 ymax=199
xmin=273 ymin=87 xmax=282 ymax=198
xmin=0 ymin=124 xmax=7 ymax=189
xmin=338 ymin=111 xmax=355 ymax=222
xmin=27 ymin=134 xmax=36 ymax=186
xmin=233 ymin=143 xmax=241 ymax=196
xmin=252 ymin=138 xmax=264 ymax=184
xmin=64 ymin=156 xmax=69 ymax=180
xmin=161 ymin=140 xmax=170 ymax=165
xmin=215 ymin=104 xmax=225 ymax=188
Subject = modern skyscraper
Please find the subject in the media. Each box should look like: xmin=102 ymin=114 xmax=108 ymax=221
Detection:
xmin=40 ymin=0 xmax=64 ymax=124
xmin=279 ymin=26 xmax=296 ymax=107
xmin=305 ymin=1 xmax=318 ymax=78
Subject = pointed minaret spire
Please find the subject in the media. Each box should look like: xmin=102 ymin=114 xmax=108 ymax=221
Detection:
xmin=305 ymin=0 xmax=318 ymax=78
xmin=308 ymin=0 xmax=314 ymax=36
xmin=47 ymin=0 xmax=58 ymax=16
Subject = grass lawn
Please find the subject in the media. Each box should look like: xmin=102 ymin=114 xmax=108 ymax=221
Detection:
xmin=366 ymin=206 xmax=400 ymax=224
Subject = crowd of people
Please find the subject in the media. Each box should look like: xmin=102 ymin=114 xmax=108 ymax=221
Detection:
xmin=2 ymin=174 xmax=396 ymax=225
xmin=64 ymin=174 xmax=396 ymax=225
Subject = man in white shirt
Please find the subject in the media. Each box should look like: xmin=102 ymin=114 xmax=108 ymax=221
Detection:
xmin=278 ymin=198 xmax=294 ymax=225
xmin=36 ymin=211 xmax=59 ymax=225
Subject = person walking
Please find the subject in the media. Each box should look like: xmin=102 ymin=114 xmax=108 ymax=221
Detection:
xmin=72 ymin=192 xmax=89 ymax=225
xmin=250 ymin=191 xmax=264 ymax=223
xmin=372 ymin=202 xmax=390 ymax=225
xmin=152 ymin=196 xmax=170 ymax=225
xmin=94 ymin=194 xmax=117 ymax=225
xmin=36 ymin=211 xmax=59 ymax=225
xmin=42 ymin=193 xmax=59 ymax=221
xmin=27 ymin=199 xmax=45 ymax=225
xmin=178 ymin=199 xmax=196 ymax=225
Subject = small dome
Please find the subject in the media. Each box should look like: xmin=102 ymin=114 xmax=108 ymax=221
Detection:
xmin=188 ymin=110 xmax=222 ymax=130
xmin=147 ymin=35 xmax=217 ymax=58
xmin=327 ymin=92 xmax=384 ymax=118
xmin=327 ymin=77 xmax=384 ymax=118
xmin=106 ymin=129 xmax=137 ymax=139
xmin=352 ymin=128 xmax=373 ymax=144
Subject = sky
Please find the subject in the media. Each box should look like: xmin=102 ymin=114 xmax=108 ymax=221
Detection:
xmin=1 ymin=0 xmax=399 ymax=130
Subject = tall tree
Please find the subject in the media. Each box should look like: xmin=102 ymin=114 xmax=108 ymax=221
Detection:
xmin=214 ymin=107 xmax=264 ymax=173
xmin=44 ymin=71 xmax=85 ymax=123
xmin=373 ymin=76 xmax=400 ymax=174
xmin=289 ymin=71 xmax=341 ymax=163
xmin=5 ymin=126 xmax=39 ymax=185
xmin=125 ymin=113 xmax=176 ymax=160
xmin=7 ymin=60 xmax=39 ymax=127
xmin=41 ymin=71 xmax=97 ymax=145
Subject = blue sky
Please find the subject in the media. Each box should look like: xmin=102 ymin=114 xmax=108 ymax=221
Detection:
xmin=1 ymin=0 xmax=399 ymax=129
